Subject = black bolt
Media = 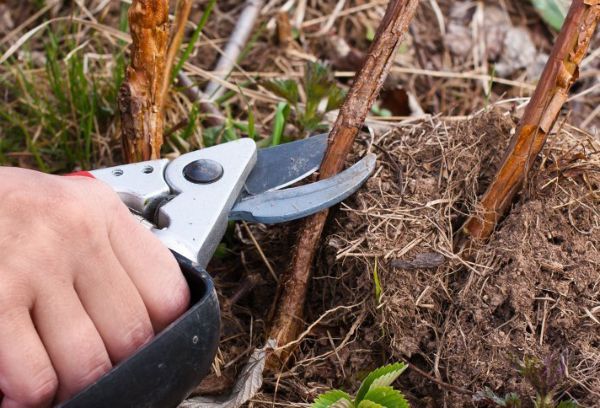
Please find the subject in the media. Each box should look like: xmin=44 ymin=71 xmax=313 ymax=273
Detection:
xmin=183 ymin=159 xmax=224 ymax=184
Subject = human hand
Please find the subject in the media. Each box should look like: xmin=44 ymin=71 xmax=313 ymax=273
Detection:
xmin=0 ymin=167 xmax=190 ymax=407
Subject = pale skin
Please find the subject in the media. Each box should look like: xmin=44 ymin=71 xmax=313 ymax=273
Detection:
xmin=0 ymin=167 xmax=190 ymax=407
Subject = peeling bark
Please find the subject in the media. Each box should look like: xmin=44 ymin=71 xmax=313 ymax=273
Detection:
xmin=266 ymin=0 xmax=420 ymax=371
xmin=119 ymin=0 xmax=170 ymax=163
xmin=463 ymin=0 xmax=600 ymax=240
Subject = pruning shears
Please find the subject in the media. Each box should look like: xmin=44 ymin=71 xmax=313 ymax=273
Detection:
xmin=61 ymin=134 xmax=376 ymax=408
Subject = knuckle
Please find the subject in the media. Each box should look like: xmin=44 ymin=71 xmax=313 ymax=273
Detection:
xmin=85 ymin=179 xmax=129 ymax=226
xmin=18 ymin=366 xmax=58 ymax=406
xmin=69 ymin=352 xmax=111 ymax=395
xmin=0 ymin=281 xmax=31 ymax=312
xmin=119 ymin=319 xmax=153 ymax=359
xmin=86 ymin=178 xmax=120 ymax=206
xmin=2 ymin=186 xmax=40 ymax=218
xmin=40 ymin=180 xmax=93 ymax=231
xmin=62 ymin=177 xmax=117 ymax=223
xmin=159 ymin=278 xmax=190 ymax=325
xmin=60 ymin=203 xmax=97 ymax=241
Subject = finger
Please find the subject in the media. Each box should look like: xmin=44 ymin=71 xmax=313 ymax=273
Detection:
xmin=2 ymin=396 xmax=34 ymax=408
xmin=108 ymin=202 xmax=190 ymax=331
xmin=0 ymin=307 xmax=58 ymax=407
xmin=74 ymin=247 xmax=153 ymax=363
xmin=32 ymin=285 xmax=111 ymax=401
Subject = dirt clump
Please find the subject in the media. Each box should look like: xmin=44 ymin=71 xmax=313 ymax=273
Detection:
xmin=323 ymin=111 xmax=600 ymax=406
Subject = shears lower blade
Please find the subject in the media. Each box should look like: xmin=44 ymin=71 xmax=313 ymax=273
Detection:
xmin=230 ymin=153 xmax=376 ymax=223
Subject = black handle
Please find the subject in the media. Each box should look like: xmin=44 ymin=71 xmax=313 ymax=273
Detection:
xmin=60 ymin=253 xmax=220 ymax=408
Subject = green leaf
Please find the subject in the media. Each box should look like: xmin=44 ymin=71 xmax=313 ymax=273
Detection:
xmin=223 ymin=112 xmax=240 ymax=142
xmin=172 ymin=0 xmax=217 ymax=79
xmin=504 ymin=393 xmax=522 ymax=408
xmin=262 ymin=79 xmax=299 ymax=105
xmin=373 ymin=258 xmax=382 ymax=304
xmin=529 ymin=0 xmax=569 ymax=30
xmin=305 ymin=62 xmax=334 ymax=102
xmin=362 ymin=387 xmax=410 ymax=408
xmin=179 ymin=103 xmax=199 ymax=141
xmin=326 ymin=86 xmax=345 ymax=112
xmin=203 ymin=126 xmax=223 ymax=147
xmin=356 ymin=363 xmax=408 ymax=403
xmin=357 ymin=401 xmax=385 ymax=408
xmin=371 ymin=104 xmax=392 ymax=118
xmin=311 ymin=390 xmax=353 ymax=408
xmin=213 ymin=243 xmax=229 ymax=258
xmin=298 ymin=114 xmax=322 ymax=134
xmin=556 ymin=401 xmax=578 ymax=408
xmin=247 ymin=103 xmax=256 ymax=140
xmin=331 ymin=399 xmax=354 ymax=408
xmin=365 ymin=25 xmax=376 ymax=42
xmin=271 ymin=102 xmax=290 ymax=146
xmin=473 ymin=388 xmax=521 ymax=407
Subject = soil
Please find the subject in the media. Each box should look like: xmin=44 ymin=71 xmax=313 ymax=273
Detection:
xmin=211 ymin=112 xmax=600 ymax=407
xmin=313 ymin=112 xmax=600 ymax=407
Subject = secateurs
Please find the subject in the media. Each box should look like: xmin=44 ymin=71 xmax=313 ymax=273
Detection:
xmin=61 ymin=134 xmax=376 ymax=408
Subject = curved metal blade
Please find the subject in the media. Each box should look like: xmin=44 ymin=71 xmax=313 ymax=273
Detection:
xmin=230 ymin=154 xmax=376 ymax=224
xmin=244 ymin=133 xmax=328 ymax=195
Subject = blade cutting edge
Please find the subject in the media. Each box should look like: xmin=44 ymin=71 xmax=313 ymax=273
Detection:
xmin=229 ymin=153 xmax=376 ymax=224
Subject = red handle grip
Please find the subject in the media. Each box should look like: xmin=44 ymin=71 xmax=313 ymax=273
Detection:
xmin=65 ymin=171 xmax=95 ymax=178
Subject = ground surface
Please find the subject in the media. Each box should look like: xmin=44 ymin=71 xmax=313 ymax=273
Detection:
xmin=1 ymin=1 xmax=599 ymax=407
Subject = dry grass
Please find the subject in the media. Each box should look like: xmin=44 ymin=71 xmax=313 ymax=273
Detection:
xmin=2 ymin=0 xmax=597 ymax=170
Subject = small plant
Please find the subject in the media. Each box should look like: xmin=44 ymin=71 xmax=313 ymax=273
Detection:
xmin=474 ymin=354 xmax=577 ymax=408
xmin=262 ymin=61 xmax=345 ymax=139
xmin=474 ymin=388 xmax=523 ymax=407
xmin=311 ymin=363 xmax=410 ymax=408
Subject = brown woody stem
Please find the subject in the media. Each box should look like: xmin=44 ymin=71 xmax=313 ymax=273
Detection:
xmin=265 ymin=0 xmax=420 ymax=371
xmin=463 ymin=0 xmax=599 ymax=240
xmin=119 ymin=0 xmax=170 ymax=163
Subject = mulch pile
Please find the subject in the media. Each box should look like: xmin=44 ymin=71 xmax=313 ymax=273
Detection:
xmin=323 ymin=111 xmax=600 ymax=406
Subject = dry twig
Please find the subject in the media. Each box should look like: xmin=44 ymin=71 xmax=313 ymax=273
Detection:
xmin=265 ymin=0 xmax=420 ymax=371
xmin=463 ymin=0 xmax=600 ymax=240
xmin=204 ymin=0 xmax=265 ymax=101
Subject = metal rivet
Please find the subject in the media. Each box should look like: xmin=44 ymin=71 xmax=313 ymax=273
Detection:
xmin=143 ymin=165 xmax=154 ymax=174
xmin=183 ymin=159 xmax=223 ymax=184
xmin=112 ymin=169 xmax=123 ymax=176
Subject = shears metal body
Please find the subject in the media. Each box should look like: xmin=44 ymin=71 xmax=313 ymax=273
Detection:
xmin=61 ymin=134 xmax=375 ymax=407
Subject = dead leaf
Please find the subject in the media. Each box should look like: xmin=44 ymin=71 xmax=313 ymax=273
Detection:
xmin=179 ymin=340 xmax=276 ymax=408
